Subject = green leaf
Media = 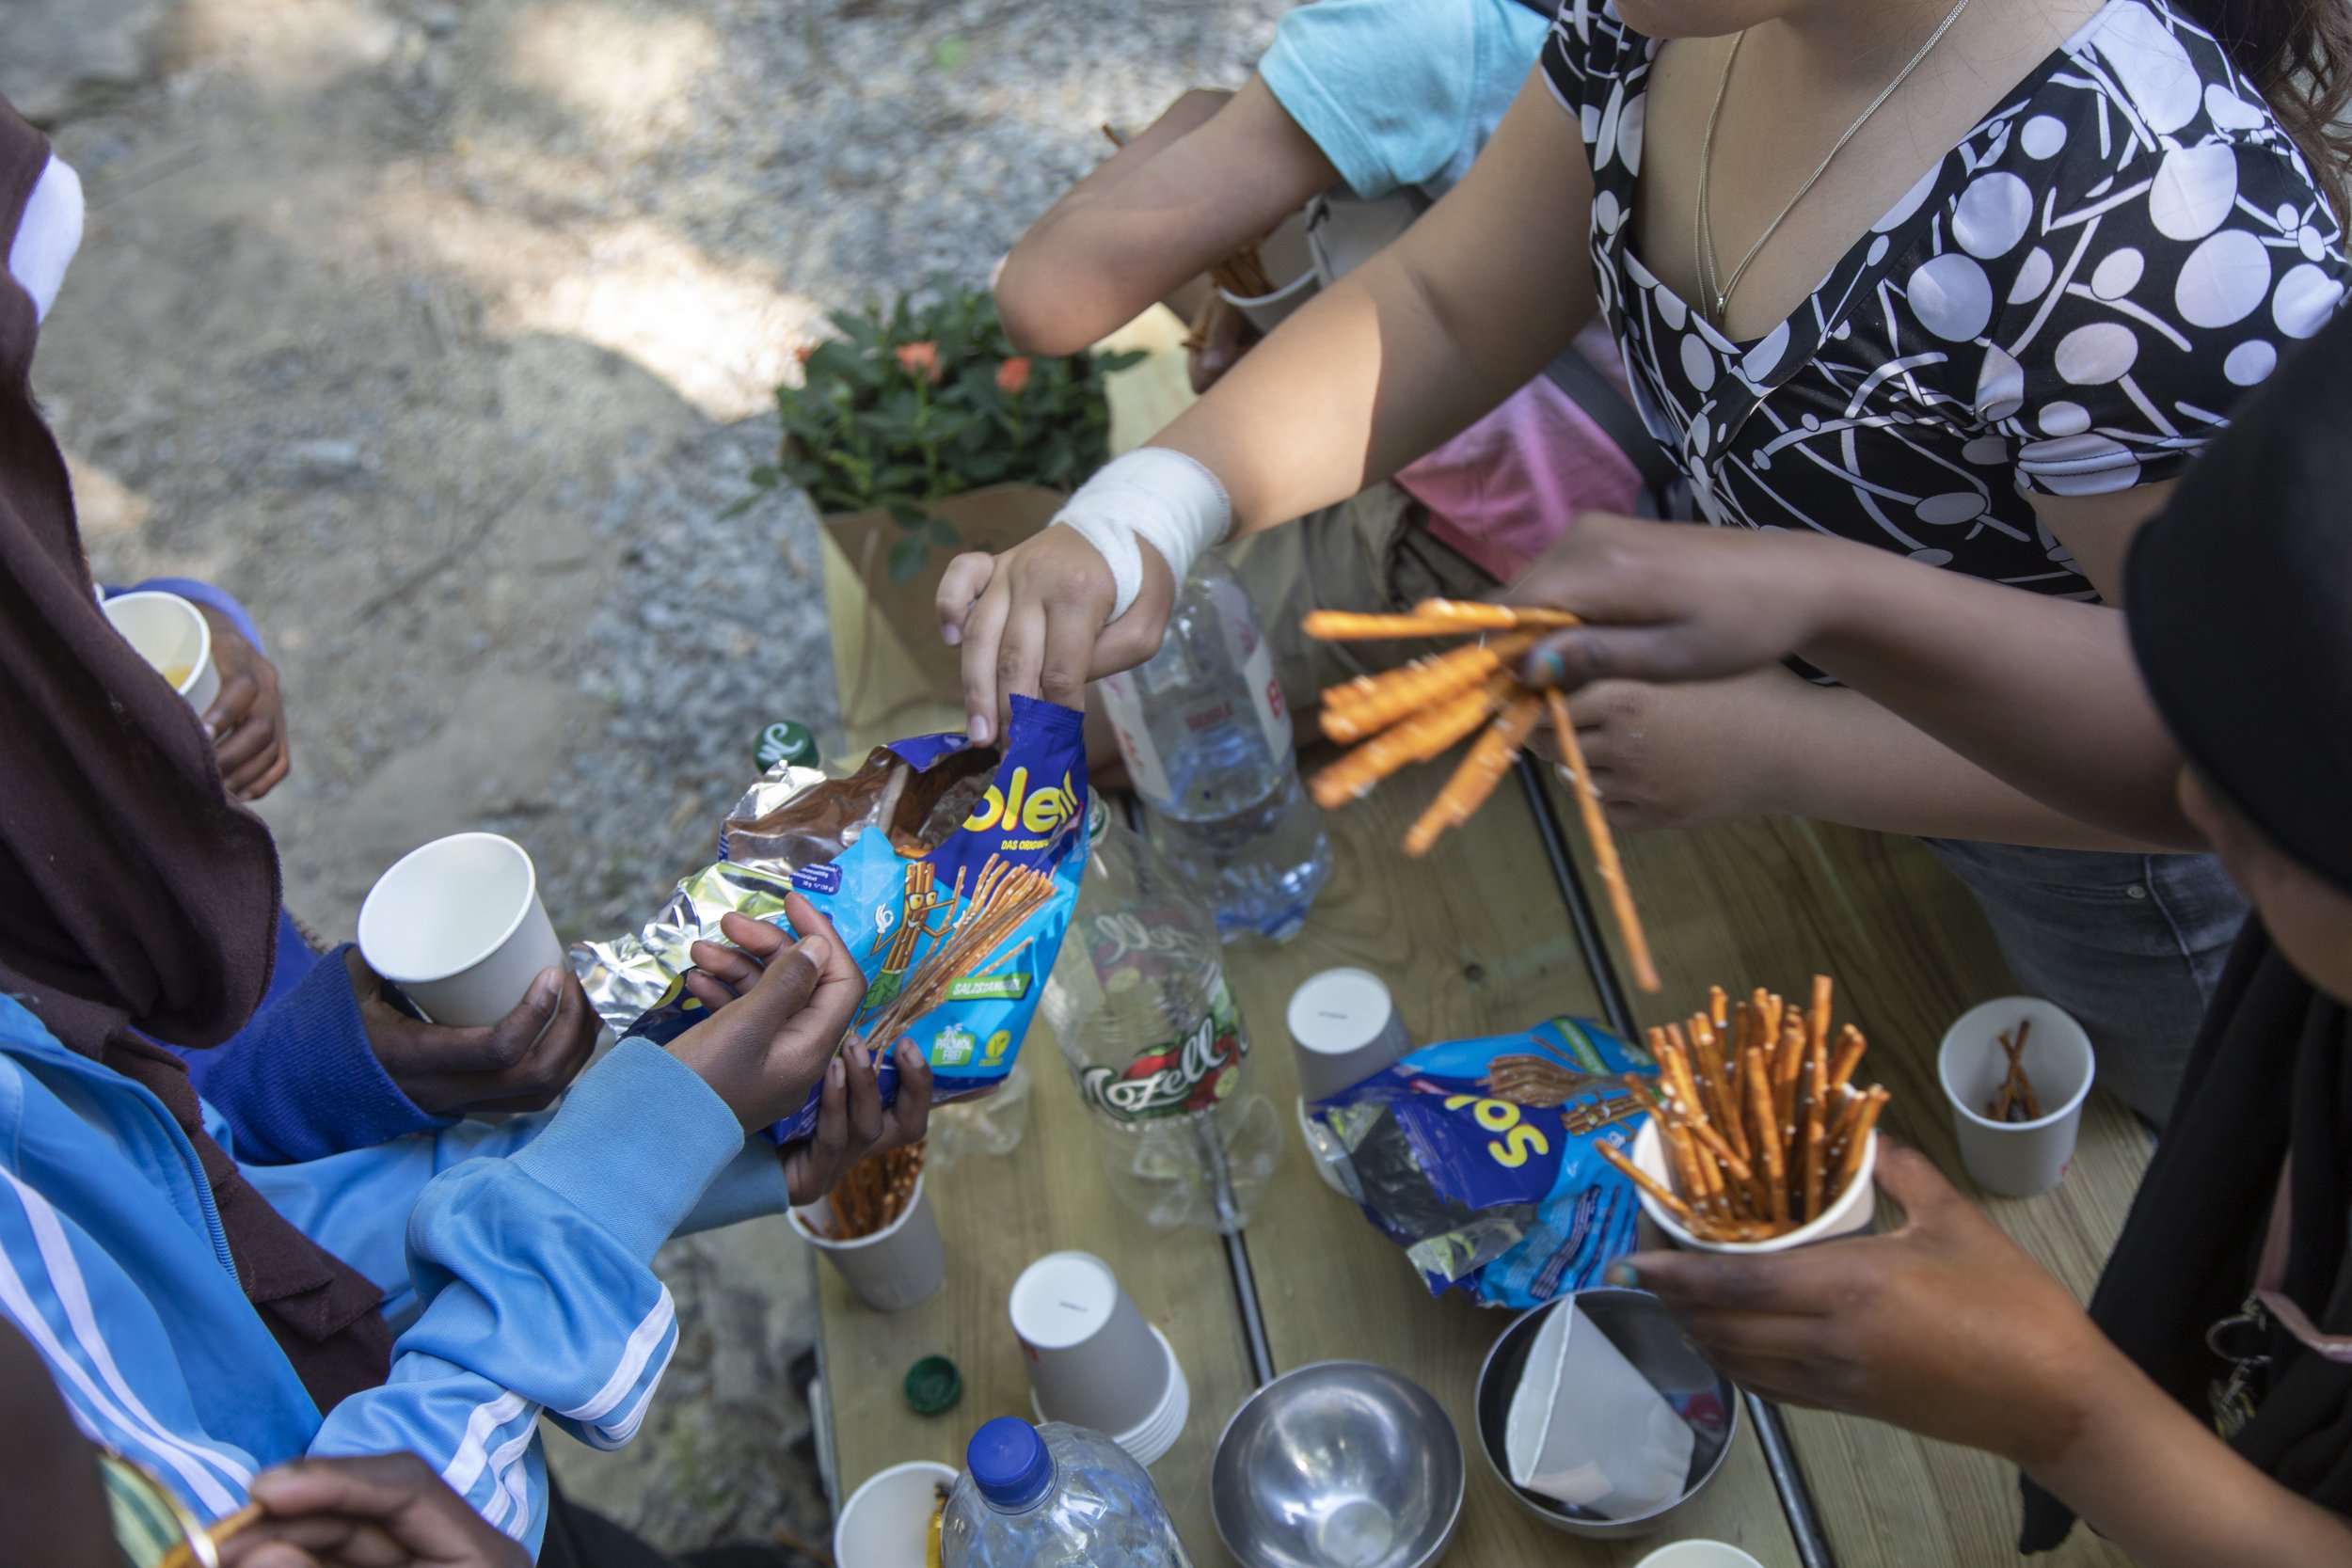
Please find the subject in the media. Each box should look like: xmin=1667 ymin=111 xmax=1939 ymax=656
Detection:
xmin=888 ymin=534 xmax=930 ymax=582
xmin=927 ymin=516 xmax=960 ymax=546
xmin=746 ymin=465 xmax=779 ymax=488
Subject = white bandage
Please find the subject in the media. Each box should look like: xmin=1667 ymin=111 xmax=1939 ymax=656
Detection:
xmin=1051 ymin=447 xmax=1232 ymax=620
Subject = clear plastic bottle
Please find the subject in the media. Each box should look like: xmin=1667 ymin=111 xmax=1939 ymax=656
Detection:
xmin=941 ymin=1418 xmax=1194 ymax=1568
xmin=1041 ymin=801 xmax=1281 ymax=1233
xmin=1096 ymin=553 xmax=1330 ymax=942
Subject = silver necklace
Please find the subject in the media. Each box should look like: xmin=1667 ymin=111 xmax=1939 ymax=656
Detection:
xmin=1693 ymin=0 xmax=1977 ymax=330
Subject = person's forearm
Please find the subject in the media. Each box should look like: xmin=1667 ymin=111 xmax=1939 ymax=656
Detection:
xmin=2030 ymin=1354 xmax=2352 ymax=1566
xmin=1787 ymin=538 xmax=2196 ymax=847
xmin=1771 ymin=684 xmax=2166 ymax=849
xmin=1153 ymin=71 xmax=1597 ymax=534
xmin=996 ymin=87 xmax=1252 ymax=354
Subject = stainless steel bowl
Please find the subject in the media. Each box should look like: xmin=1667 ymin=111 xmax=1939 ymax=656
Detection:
xmin=1212 ymin=1361 xmax=1465 ymax=1568
xmin=1471 ymin=1288 xmax=1740 ymax=1540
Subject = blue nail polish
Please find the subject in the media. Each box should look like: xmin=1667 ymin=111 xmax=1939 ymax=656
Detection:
xmin=1604 ymin=1260 xmax=1639 ymax=1288
xmin=1531 ymin=646 xmax=1567 ymax=688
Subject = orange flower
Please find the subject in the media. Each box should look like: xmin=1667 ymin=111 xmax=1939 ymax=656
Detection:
xmin=995 ymin=356 xmax=1032 ymax=396
xmin=895 ymin=341 xmax=942 ymax=383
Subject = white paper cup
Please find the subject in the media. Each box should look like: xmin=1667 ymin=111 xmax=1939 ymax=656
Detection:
xmin=790 ymin=1171 xmax=946 ymax=1313
xmin=1629 ymin=1119 xmax=1877 ymax=1255
xmin=357 ymin=832 xmax=564 ymax=1026
xmin=1010 ymin=1251 xmax=1180 ymax=1443
xmin=102 ymin=590 xmax=219 ymax=714
xmin=1288 ymin=967 xmax=1415 ymax=1102
xmin=1634 ymin=1542 xmax=1766 ymax=1568
xmin=1938 ymin=996 xmax=2095 ymax=1198
xmin=833 ymin=1460 xmax=955 ymax=1568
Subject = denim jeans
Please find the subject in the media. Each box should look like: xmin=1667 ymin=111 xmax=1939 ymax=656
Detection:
xmin=1919 ymin=839 xmax=2247 ymax=1126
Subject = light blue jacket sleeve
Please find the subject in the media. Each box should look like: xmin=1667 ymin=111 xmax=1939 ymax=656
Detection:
xmin=258 ymin=1039 xmax=787 ymax=1547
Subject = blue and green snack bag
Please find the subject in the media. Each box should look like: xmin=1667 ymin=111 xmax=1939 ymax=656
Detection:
xmin=1301 ymin=1017 xmax=1654 ymax=1308
xmin=611 ymin=695 xmax=1089 ymax=1147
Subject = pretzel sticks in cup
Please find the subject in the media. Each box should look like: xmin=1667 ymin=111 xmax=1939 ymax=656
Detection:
xmin=1604 ymin=974 xmax=1891 ymax=1243
xmin=1302 ymin=601 xmax=1659 ymax=990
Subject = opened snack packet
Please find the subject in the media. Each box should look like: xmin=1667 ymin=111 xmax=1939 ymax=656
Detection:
xmin=1302 ymin=1018 xmax=1652 ymax=1308
xmin=576 ymin=695 xmax=1089 ymax=1146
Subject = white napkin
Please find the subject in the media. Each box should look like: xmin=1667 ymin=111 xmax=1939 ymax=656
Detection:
xmin=1505 ymin=1304 xmax=1694 ymax=1520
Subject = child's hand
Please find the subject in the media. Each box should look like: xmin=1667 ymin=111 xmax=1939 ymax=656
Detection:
xmin=668 ymin=897 xmax=867 ymax=1132
xmin=198 ymin=608 xmax=292 ymax=800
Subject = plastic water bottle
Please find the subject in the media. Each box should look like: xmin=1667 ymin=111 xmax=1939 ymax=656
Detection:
xmin=1096 ymin=553 xmax=1330 ymax=941
xmin=1041 ymin=801 xmax=1281 ymax=1233
xmin=941 ymin=1418 xmax=1194 ymax=1568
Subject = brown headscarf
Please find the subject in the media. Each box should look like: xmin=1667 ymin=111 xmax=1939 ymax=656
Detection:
xmin=0 ymin=103 xmax=390 ymax=1412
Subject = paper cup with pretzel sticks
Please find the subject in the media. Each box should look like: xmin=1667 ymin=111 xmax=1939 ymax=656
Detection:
xmin=790 ymin=1161 xmax=946 ymax=1312
xmin=1937 ymin=997 xmax=2094 ymax=1198
xmin=1603 ymin=979 xmax=1888 ymax=1254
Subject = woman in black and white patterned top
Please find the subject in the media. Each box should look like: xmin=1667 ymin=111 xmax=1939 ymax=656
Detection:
xmin=949 ymin=0 xmax=2349 ymax=1123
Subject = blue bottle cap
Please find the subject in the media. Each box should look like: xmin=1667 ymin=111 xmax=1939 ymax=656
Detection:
xmin=966 ymin=1417 xmax=1055 ymax=1511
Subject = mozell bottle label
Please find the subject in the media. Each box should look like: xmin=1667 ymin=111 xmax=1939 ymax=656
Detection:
xmin=1076 ymin=979 xmax=1248 ymax=1121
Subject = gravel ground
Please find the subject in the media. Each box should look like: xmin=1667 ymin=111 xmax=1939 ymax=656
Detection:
xmin=27 ymin=0 xmax=1284 ymax=1551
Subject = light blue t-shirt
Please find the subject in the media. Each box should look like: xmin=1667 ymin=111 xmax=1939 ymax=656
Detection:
xmin=1258 ymin=0 xmax=1552 ymax=202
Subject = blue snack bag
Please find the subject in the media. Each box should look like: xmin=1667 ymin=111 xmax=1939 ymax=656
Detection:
xmin=1302 ymin=1017 xmax=1655 ymax=1308
xmin=618 ymin=695 xmax=1089 ymax=1146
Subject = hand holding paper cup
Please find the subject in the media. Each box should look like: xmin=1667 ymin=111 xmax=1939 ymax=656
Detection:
xmin=357 ymin=833 xmax=564 ymax=1026
xmin=101 ymin=590 xmax=219 ymax=714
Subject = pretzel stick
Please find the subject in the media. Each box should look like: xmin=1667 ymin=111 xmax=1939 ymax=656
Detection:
xmin=1773 ymin=1011 xmax=1805 ymax=1133
xmin=1404 ymin=693 xmax=1546 ymax=856
xmin=161 ymin=1503 xmax=263 ymax=1568
xmin=1404 ymin=598 xmax=1585 ymax=631
xmin=1828 ymin=1022 xmax=1869 ymax=1094
xmin=1659 ymin=1027 xmax=1755 ymax=1185
xmin=1807 ymin=974 xmax=1836 ymax=1061
xmin=1799 ymin=1028 xmax=1832 ymax=1222
xmin=1310 ymin=675 xmax=1508 ymax=807
xmin=1745 ymin=1045 xmax=1789 ymax=1227
xmin=1322 ymin=632 xmax=1536 ymax=743
xmin=1598 ymin=1140 xmax=1695 ymax=1223
xmin=1302 ymin=610 xmax=1491 ymax=641
xmin=1661 ymin=1117 xmax=1715 ymax=1219
xmin=1692 ymin=1015 xmax=1748 ymax=1164
xmin=1827 ymin=1086 xmax=1889 ymax=1204
xmin=1543 ymin=688 xmax=1661 ymax=991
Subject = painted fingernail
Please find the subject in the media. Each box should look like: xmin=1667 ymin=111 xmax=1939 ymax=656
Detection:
xmin=1527 ymin=646 xmax=1567 ymax=688
xmin=1604 ymin=1260 xmax=1640 ymax=1288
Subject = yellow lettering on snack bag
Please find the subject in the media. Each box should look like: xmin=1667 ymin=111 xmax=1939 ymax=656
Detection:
xmin=1442 ymin=1094 xmax=1549 ymax=1166
xmin=1490 ymin=1121 xmax=1549 ymax=1167
xmin=966 ymin=768 xmax=1081 ymax=839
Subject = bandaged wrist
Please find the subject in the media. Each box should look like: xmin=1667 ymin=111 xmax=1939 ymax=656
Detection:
xmin=1051 ymin=446 xmax=1232 ymax=620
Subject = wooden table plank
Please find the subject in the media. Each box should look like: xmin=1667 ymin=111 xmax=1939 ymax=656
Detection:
xmin=811 ymin=1039 xmax=1256 ymax=1560
xmin=1535 ymin=789 xmax=2152 ymax=1567
xmin=1222 ymin=759 xmax=1805 ymax=1567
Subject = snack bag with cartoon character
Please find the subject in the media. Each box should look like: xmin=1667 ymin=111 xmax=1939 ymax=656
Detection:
xmin=595 ymin=695 xmax=1089 ymax=1146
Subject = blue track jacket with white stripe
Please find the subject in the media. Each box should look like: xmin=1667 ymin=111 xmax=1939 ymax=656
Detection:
xmin=0 ymin=991 xmax=792 ymax=1555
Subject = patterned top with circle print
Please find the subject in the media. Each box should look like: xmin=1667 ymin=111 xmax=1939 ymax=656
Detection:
xmin=1541 ymin=0 xmax=2347 ymax=594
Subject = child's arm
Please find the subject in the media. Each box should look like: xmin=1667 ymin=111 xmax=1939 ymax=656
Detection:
xmin=994 ymin=78 xmax=1338 ymax=356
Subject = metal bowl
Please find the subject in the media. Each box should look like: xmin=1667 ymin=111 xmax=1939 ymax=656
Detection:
xmin=1472 ymin=1288 xmax=1740 ymax=1540
xmin=1212 ymin=1361 xmax=1465 ymax=1568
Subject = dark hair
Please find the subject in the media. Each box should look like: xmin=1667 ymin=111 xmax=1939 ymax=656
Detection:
xmin=2180 ymin=0 xmax=2352 ymax=221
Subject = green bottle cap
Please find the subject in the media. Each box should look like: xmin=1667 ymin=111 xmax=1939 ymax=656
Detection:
xmin=903 ymin=1354 xmax=962 ymax=1417
xmin=755 ymin=720 xmax=818 ymax=772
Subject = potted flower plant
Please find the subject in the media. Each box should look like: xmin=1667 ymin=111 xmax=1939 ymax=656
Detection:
xmin=743 ymin=280 xmax=1142 ymax=743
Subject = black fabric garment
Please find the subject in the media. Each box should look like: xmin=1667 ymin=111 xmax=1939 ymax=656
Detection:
xmin=2017 ymin=896 xmax=2352 ymax=1551
xmin=0 ymin=98 xmax=392 ymax=1411
xmin=2128 ymin=299 xmax=2352 ymax=899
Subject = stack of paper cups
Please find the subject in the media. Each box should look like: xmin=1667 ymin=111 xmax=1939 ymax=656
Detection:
xmin=1010 ymin=1251 xmax=1188 ymax=1467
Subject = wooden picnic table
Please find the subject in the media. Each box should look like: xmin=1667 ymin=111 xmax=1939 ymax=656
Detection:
xmin=808 ymin=308 xmax=2157 ymax=1566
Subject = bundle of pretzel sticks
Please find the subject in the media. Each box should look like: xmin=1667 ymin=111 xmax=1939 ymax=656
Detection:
xmin=1301 ymin=598 xmax=1660 ymax=992
xmin=1989 ymin=1019 xmax=2042 ymax=1121
xmin=819 ymin=1141 xmax=927 ymax=1241
xmin=1596 ymin=977 xmax=1891 ymax=1244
